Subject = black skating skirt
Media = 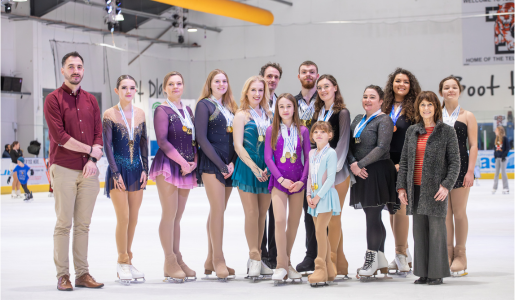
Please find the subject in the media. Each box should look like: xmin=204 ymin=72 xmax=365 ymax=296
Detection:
xmin=349 ymin=159 xmax=400 ymax=214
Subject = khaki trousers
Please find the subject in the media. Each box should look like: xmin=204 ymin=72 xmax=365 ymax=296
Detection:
xmin=50 ymin=164 xmax=99 ymax=279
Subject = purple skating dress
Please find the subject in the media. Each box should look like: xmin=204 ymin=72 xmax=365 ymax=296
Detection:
xmin=264 ymin=125 xmax=310 ymax=195
xmin=148 ymin=104 xmax=197 ymax=189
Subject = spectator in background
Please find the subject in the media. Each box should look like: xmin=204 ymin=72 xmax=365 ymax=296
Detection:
xmin=492 ymin=126 xmax=510 ymax=194
xmin=3 ymin=144 xmax=11 ymax=158
xmin=9 ymin=141 xmax=23 ymax=198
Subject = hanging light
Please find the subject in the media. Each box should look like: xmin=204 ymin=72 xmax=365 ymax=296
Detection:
xmin=187 ymin=28 xmax=197 ymax=32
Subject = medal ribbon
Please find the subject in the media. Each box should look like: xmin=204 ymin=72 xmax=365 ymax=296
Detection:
xmin=209 ymin=96 xmax=234 ymax=127
xmin=249 ymin=105 xmax=269 ymax=139
xmin=280 ymin=122 xmax=298 ymax=159
xmin=317 ymin=103 xmax=334 ymax=122
xmin=117 ymin=103 xmax=134 ymax=141
xmin=166 ymin=99 xmax=195 ymax=142
xmin=389 ymin=104 xmax=402 ymax=126
xmin=353 ymin=110 xmax=382 ymax=138
xmin=269 ymin=94 xmax=277 ymax=114
xmin=310 ymin=143 xmax=330 ymax=191
xmin=443 ymin=105 xmax=460 ymax=126
xmin=299 ymin=99 xmax=315 ymax=121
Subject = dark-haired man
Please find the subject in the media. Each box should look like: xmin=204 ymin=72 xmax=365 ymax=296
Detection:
xmin=258 ymin=62 xmax=283 ymax=270
xmin=259 ymin=62 xmax=282 ymax=114
xmin=294 ymin=60 xmax=320 ymax=273
xmin=44 ymin=51 xmax=104 ymax=291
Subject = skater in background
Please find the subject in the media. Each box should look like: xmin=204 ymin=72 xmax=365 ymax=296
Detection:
xmin=440 ymin=76 xmax=478 ymax=277
xmin=306 ymin=122 xmax=341 ymax=287
xmin=397 ymin=91 xmax=460 ymax=285
xmin=312 ymin=75 xmax=351 ymax=278
xmin=44 ymin=51 xmax=104 ymax=291
xmin=294 ymin=61 xmax=319 ymax=273
xmin=347 ymin=85 xmax=399 ymax=280
xmin=103 ymin=75 xmax=148 ymax=285
xmin=3 ymin=144 xmax=10 ymax=158
xmin=9 ymin=141 xmax=23 ymax=198
xmin=259 ymin=62 xmax=283 ymax=270
xmin=12 ymin=157 xmax=34 ymax=201
xmin=195 ymin=69 xmax=238 ymax=280
xmin=492 ymin=125 xmax=510 ymax=194
xmin=265 ymin=93 xmax=310 ymax=283
xmin=383 ymin=68 xmax=421 ymax=274
xmin=149 ymin=71 xmax=198 ymax=282
xmin=232 ymin=76 xmax=273 ymax=280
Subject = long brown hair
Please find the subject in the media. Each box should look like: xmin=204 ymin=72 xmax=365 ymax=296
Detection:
xmin=495 ymin=126 xmax=506 ymax=145
xmin=438 ymin=75 xmax=463 ymax=108
xmin=237 ymin=75 xmax=272 ymax=119
xmin=382 ymin=68 xmax=421 ymax=122
xmin=414 ymin=91 xmax=443 ymax=124
xmin=197 ymin=69 xmax=238 ymax=114
xmin=271 ymin=93 xmax=302 ymax=151
xmin=313 ymin=74 xmax=346 ymax=120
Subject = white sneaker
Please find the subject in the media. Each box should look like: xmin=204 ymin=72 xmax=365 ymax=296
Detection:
xmin=248 ymin=259 xmax=261 ymax=277
xmin=117 ymin=263 xmax=132 ymax=285
xmin=261 ymin=260 xmax=273 ymax=275
xmin=130 ymin=265 xmax=145 ymax=281
xmin=288 ymin=265 xmax=302 ymax=279
xmin=394 ymin=253 xmax=410 ymax=272
xmin=272 ymin=268 xmax=287 ymax=281
xmin=358 ymin=250 xmax=379 ymax=276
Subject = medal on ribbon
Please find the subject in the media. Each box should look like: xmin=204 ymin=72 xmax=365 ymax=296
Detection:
xmin=117 ymin=103 xmax=135 ymax=163
xmin=166 ymin=99 xmax=195 ymax=146
xmin=353 ymin=110 xmax=381 ymax=144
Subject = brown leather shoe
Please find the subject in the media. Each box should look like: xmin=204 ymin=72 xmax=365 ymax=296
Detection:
xmin=75 ymin=273 xmax=104 ymax=288
xmin=57 ymin=275 xmax=73 ymax=291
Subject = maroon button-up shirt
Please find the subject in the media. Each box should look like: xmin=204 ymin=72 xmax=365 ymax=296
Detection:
xmin=44 ymin=83 xmax=103 ymax=171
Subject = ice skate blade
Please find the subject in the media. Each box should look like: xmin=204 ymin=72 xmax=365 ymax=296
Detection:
xmin=390 ymin=270 xmax=412 ymax=277
xmin=185 ymin=276 xmax=197 ymax=282
xmin=244 ymin=275 xmax=271 ymax=282
xmin=131 ymin=277 xmax=145 ymax=283
xmin=451 ymin=271 xmax=468 ymax=277
xmin=301 ymin=271 xmax=313 ymax=277
xmin=334 ymin=275 xmax=351 ymax=281
xmin=202 ymin=274 xmax=235 ymax=281
xmin=116 ymin=279 xmax=132 ymax=286
xmin=273 ymin=278 xmax=303 ymax=286
xmin=163 ymin=277 xmax=185 ymax=283
xmin=310 ymin=282 xmax=328 ymax=288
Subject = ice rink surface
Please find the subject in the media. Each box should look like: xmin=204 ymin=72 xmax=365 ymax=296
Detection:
xmin=1 ymin=179 xmax=513 ymax=300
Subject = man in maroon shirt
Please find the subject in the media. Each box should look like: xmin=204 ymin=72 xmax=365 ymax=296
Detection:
xmin=44 ymin=51 xmax=104 ymax=291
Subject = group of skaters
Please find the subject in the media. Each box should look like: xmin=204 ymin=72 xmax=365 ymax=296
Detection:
xmin=45 ymin=51 xmax=483 ymax=291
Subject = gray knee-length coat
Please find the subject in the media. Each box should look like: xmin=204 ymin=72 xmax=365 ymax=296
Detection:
xmin=396 ymin=120 xmax=460 ymax=218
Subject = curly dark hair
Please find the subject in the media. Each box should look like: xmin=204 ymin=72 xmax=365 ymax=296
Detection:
xmin=382 ymin=68 xmax=421 ymax=122
xmin=259 ymin=62 xmax=282 ymax=79
xmin=313 ymin=74 xmax=346 ymax=120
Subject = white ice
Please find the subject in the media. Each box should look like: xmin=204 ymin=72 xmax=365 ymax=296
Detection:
xmin=1 ymin=179 xmax=513 ymax=300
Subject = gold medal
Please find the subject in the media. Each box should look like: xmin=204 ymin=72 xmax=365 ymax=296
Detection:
xmin=128 ymin=140 xmax=134 ymax=163
xmin=285 ymin=152 xmax=291 ymax=159
xmin=182 ymin=125 xmax=188 ymax=132
xmin=292 ymin=153 xmax=298 ymax=160
xmin=192 ymin=140 xmax=196 ymax=146
xmin=355 ymin=138 xmax=361 ymax=144
xmin=302 ymin=120 xmax=306 ymax=126
xmin=227 ymin=126 xmax=233 ymax=133
xmin=290 ymin=157 xmax=296 ymax=163
xmin=306 ymin=119 xmax=311 ymax=127
xmin=313 ymin=183 xmax=318 ymax=190
xmin=258 ymin=135 xmax=264 ymax=142
xmin=280 ymin=156 xmax=286 ymax=163
xmin=187 ymin=128 xmax=192 ymax=135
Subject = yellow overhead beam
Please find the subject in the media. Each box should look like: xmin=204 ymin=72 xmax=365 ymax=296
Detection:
xmin=152 ymin=0 xmax=274 ymax=26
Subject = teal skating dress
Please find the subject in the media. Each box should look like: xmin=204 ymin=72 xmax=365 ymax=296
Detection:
xmin=307 ymin=148 xmax=341 ymax=217
xmin=232 ymin=119 xmax=270 ymax=194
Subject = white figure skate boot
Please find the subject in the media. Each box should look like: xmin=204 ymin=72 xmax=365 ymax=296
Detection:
xmin=130 ymin=265 xmax=145 ymax=282
xmin=357 ymin=250 xmax=388 ymax=281
xmin=503 ymin=188 xmax=509 ymax=194
xmin=394 ymin=253 xmax=410 ymax=274
xmin=272 ymin=268 xmax=288 ymax=286
xmin=247 ymin=259 xmax=261 ymax=281
xmin=288 ymin=265 xmax=302 ymax=282
xmin=117 ymin=263 xmax=132 ymax=285
xmin=261 ymin=260 xmax=273 ymax=276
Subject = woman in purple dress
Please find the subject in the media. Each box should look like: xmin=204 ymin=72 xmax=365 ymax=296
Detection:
xmin=149 ymin=71 xmax=197 ymax=283
xmin=265 ymin=93 xmax=311 ymax=284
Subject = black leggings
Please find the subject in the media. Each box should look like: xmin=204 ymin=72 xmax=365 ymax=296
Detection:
xmin=363 ymin=206 xmax=386 ymax=252
xmin=21 ymin=183 xmax=30 ymax=194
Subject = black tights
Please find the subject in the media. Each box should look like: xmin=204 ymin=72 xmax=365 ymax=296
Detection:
xmin=363 ymin=206 xmax=386 ymax=252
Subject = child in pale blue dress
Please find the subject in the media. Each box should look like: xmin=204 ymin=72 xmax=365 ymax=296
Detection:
xmin=306 ymin=121 xmax=341 ymax=287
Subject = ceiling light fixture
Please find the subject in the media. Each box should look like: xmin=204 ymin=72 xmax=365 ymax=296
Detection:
xmin=187 ymin=28 xmax=197 ymax=32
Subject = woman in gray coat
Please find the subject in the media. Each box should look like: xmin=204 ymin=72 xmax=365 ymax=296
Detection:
xmin=397 ymin=91 xmax=460 ymax=285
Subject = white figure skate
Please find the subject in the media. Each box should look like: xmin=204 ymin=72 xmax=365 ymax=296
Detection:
xmin=246 ymin=259 xmax=262 ymax=282
xmin=502 ymin=189 xmax=510 ymax=194
xmin=272 ymin=268 xmax=288 ymax=286
xmin=356 ymin=250 xmax=391 ymax=282
xmin=130 ymin=265 xmax=145 ymax=283
xmin=260 ymin=260 xmax=273 ymax=278
xmin=117 ymin=263 xmax=132 ymax=285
